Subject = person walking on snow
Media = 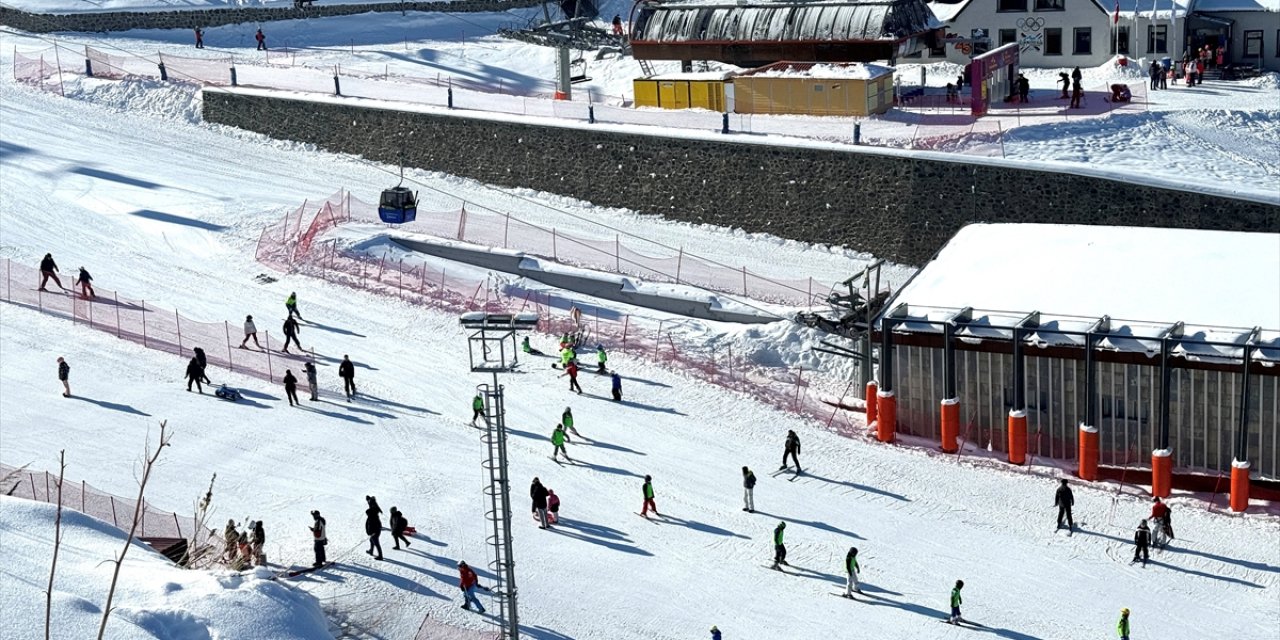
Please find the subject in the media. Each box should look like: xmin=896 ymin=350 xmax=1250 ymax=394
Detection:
xmin=304 ymin=360 xmax=318 ymax=401
xmin=595 ymin=344 xmax=608 ymax=374
xmin=471 ymin=394 xmax=485 ymax=426
xmin=564 ymin=360 xmax=583 ymax=395
xmin=38 ymin=253 xmax=63 ymax=291
xmin=76 ymin=267 xmax=95 ymax=298
xmin=194 ymin=27 xmax=204 ymax=48
xmin=255 ymin=28 xmax=267 ymax=51
xmin=193 ymin=347 xmax=212 ymax=384
xmin=339 ymin=355 xmax=356 ymax=401
xmin=561 ymin=407 xmax=583 ymax=441
xmin=223 ymin=519 xmax=238 ymax=562
xmin=1132 ymin=520 xmax=1151 ymax=566
xmin=282 ymin=316 xmax=302 ymax=353
xmin=742 ymin=466 xmax=756 ymax=513
xmin=610 ymin=371 xmax=622 ymax=402
xmin=771 ymin=521 xmax=787 ymax=569
xmin=251 ymin=520 xmax=266 ymax=566
xmin=239 ymin=315 xmax=261 ymax=349
xmin=458 ymin=561 xmax=487 ymax=613
xmin=365 ymin=495 xmax=384 ymax=560
xmin=309 ymin=510 xmax=327 ymax=568
xmin=547 ymin=489 xmax=560 ymax=524
xmin=389 ymin=507 xmax=411 ymax=549
xmin=57 ymin=356 xmax=70 ymax=397
xmin=781 ymin=430 xmax=801 ymax=472
xmin=641 ymin=475 xmax=659 ymax=517
xmin=531 ymin=477 xmax=551 ymax=529
xmin=186 ymin=356 xmax=204 ymax=393
xmin=283 ymin=369 xmax=299 ymax=406
xmin=1055 ymin=478 xmax=1075 ymax=530
xmin=285 ymin=291 xmax=302 ymax=320
xmin=1117 ymin=608 xmax=1131 ymax=640
xmin=948 ymin=580 xmax=964 ymax=624
xmin=844 ymin=547 xmax=862 ymax=596
xmin=551 ymin=424 xmax=571 ymax=462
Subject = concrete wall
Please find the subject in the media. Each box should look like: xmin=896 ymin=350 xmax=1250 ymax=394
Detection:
xmin=202 ymin=90 xmax=1280 ymax=266
xmin=0 ymin=1 xmax=539 ymax=33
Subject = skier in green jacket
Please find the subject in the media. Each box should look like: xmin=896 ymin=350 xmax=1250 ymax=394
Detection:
xmin=948 ymin=580 xmax=964 ymax=624
xmin=641 ymin=475 xmax=659 ymax=517
xmin=470 ymin=394 xmax=484 ymax=426
xmin=595 ymin=344 xmax=608 ymax=374
xmin=561 ymin=407 xmax=583 ymax=441
xmin=771 ymin=522 xmax=787 ymax=569
xmin=551 ymin=424 xmax=570 ymax=462
xmin=285 ymin=291 xmax=302 ymax=320
xmin=1117 ymin=608 xmax=1130 ymax=640
xmin=844 ymin=547 xmax=861 ymax=596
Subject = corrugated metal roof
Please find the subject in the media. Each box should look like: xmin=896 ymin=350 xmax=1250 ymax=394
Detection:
xmin=631 ymin=0 xmax=940 ymax=44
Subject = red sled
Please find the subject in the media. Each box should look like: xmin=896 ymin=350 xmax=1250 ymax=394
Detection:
xmin=404 ymin=526 xmax=417 ymax=535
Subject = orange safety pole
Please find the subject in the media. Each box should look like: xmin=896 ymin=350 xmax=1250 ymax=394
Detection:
xmin=875 ymin=390 xmax=896 ymax=443
xmin=1229 ymin=459 xmax=1250 ymax=513
xmin=865 ymin=380 xmax=878 ymax=427
xmin=940 ymin=397 xmax=959 ymax=453
xmin=1007 ymin=409 xmax=1028 ymax=465
xmin=1078 ymin=424 xmax=1099 ymax=481
xmin=1151 ymin=448 xmax=1172 ymax=498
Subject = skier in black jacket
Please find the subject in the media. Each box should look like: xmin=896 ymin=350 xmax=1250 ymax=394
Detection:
xmin=781 ymin=430 xmax=801 ymax=472
xmin=39 ymin=253 xmax=63 ymax=291
xmin=742 ymin=466 xmax=756 ymax=513
xmin=1055 ymin=479 xmax=1075 ymax=530
xmin=365 ymin=496 xmax=384 ymax=560
xmin=531 ymin=478 xmax=551 ymax=529
xmin=283 ymin=370 xmax=299 ymax=406
xmin=57 ymin=356 xmax=70 ymax=397
xmin=339 ymin=355 xmax=356 ymax=400
xmin=186 ymin=356 xmax=204 ymax=393
xmin=193 ymin=347 xmax=212 ymax=384
xmin=282 ymin=316 xmax=302 ymax=354
xmin=1132 ymin=520 xmax=1151 ymax=566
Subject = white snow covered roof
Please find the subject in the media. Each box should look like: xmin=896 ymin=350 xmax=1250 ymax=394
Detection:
xmin=744 ymin=61 xmax=896 ymax=79
xmin=926 ymin=0 xmax=970 ymax=22
xmin=631 ymin=0 xmax=942 ymax=43
xmin=1190 ymin=0 xmax=1280 ymax=11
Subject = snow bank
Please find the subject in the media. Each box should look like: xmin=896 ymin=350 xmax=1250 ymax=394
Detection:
xmin=0 ymin=496 xmax=331 ymax=640
xmin=751 ymin=62 xmax=894 ymax=80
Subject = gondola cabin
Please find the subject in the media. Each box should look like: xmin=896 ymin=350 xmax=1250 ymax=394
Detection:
xmin=378 ymin=186 xmax=418 ymax=224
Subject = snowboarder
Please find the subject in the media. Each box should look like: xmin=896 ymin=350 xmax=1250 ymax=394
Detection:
xmin=458 ymin=561 xmax=487 ymax=613
xmin=742 ymin=466 xmax=756 ymax=513
xmin=38 ymin=253 xmax=63 ymax=291
xmin=389 ymin=507 xmax=411 ymax=549
xmin=283 ymin=369 xmax=299 ymax=406
xmin=551 ymin=424 xmax=571 ymax=462
xmin=1055 ymin=478 xmax=1075 ymax=530
xmin=285 ymin=291 xmax=302 ymax=320
xmin=76 ymin=267 xmax=95 ymax=298
xmin=610 ymin=371 xmax=622 ymax=402
xmin=223 ymin=519 xmax=238 ymax=562
xmin=781 ymin=430 xmax=801 ymax=472
xmin=186 ymin=356 xmax=204 ymax=393
xmin=1118 ymin=608 xmax=1131 ymax=640
xmin=564 ymin=360 xmax=583 ymax=394
xmin=250 ymin=520 xmax=266 ymax=566
xmin=948 ymin=580 xmax=964 ymax=624
xmin=56 ymin=356 xmax=70 ymax=397
xmin=771 ymin=521 xmax=787 ymax=569
xmin=641 ymin=475 xmax=659 ymax=517
xmin=547 ymin=489 xmax=560 ymax=524
xmin=309 ymin=510 xmax=327 ymax=567
xmin=595 ymin=344 xmax=608 ymax=374
xmin=239 ymin=315 xmax=261 ymax=349
xmin=365 ymin=495 xmax=384 ymax=560
xmin=338 ymin=355 xmax=356 ymax=401
xmin=844 ymin=546 xmax=862 ymax=596
xmin=471 ymin=394 xmax=485 ymax=426
xmin=1133 ymin=520 xmax=1151 ymax=566
xmin=531 ymin=477 xmax=551 ymax=529
xmin=1150 ymin=497 xmax=1174 ymax=540
xmin=194 ymin=27 xmax=204 ymax=48
xmin=193 ymin=347 xmax=212 ymax=384
xmin=561 ymin=407 xmax=582 ymax=440
xmin=255 ymin=28 xmax=267 ymax=51
xmin=303 ymin=360 xmax=318 ymax=401
xmin=282 ymin=316 xmax=302 ymax=353
xmin=521 ymin=336 xmax=543 ymax=355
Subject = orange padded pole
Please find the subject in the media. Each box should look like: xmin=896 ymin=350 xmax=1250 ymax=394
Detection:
xmin=1007 ymin=410 xmax=1027 ymax=465
xmin=1151 ymin=449 xmax=1173 ymax=498
xmin=940 ymin=397 xmax=959 ymax=453
xmin=1230 ymin=459 xmax=1250 ymax=513
xmin=876 ymin=390 xmax=896 ymax=443
xmin=1078 ymin=424 xmax=1099 ymax=481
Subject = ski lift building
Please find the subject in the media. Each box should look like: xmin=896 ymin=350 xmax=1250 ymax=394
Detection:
xmin=869 ymin=224 xmax=1280 ymax=510
xmin=628 ymin=0 xmax=944 ymax=66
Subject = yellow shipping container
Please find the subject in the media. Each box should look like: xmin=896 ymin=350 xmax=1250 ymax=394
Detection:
xmin=732 ymin=62 xmax=895 ymax=117
xmin=633 ymin=72 xmax=734 ymax=110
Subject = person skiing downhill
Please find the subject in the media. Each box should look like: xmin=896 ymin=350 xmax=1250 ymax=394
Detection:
xmin=283 ymin=369 xmax=299 ymax=406
xmin=471 ymin=394 xmax=485 ymax=426
xmin=56 ymin=358 xmax=70 ymax=396
xmin=742 ymin=466 xmax=756 ymax=513
xmin=845 ymin=546 xmax=862 ymax=596
xmin=285 ymin=291 xmax=302 ymax=320
xmin=610 ymin=371 xmax=622 ymax=402
xmin=338 ymin=355 xmax=356 ymax=400
xmin=1117 ymin=608 xmax=1131 ymax=640
xmin=641 ymin=475 xmax=659 ymax=517
xmin=458 ymin=561 xmax=487 ymax=613
xmin=389 ymin=507 xmax=411 ymax=549
xmin=531 ymin=477 xmax=551 ymax=529
xmin=365 ymin=496 xmax=384 ymax=560
xmin=1055 ymin=479 xmax=1075 ymax=530
xmin=1132 ymin=520 xmax=1151 ymax=566
xmin=948 ymin=579 xmax=964 ymax=624
xmin=781 ymin=430 xmax=801 ymax=472
xmin=551 ymin=424 xmax=571 ymax=462
xmin=561 ymin=407 xmax=583 ymax=441
xmin=38 ymin=253 xmax=63 ymax=291
xmin=595 ymin=344 xmax=608 ymax=374
xmin=239 ymin=315 xmax=261 ymax=349
xmin=282 ymin=316 xmax=302 ymax=353
xmin=76 ymin=267 xmax=95 ymax=298
xmin=186 ymin=356 xmax=204 ymax=393
xmin=309 ymin=510 xmax=327 ymax=567
xmin=304 ymin=360 xmax=318 ymax=401
xmin=771 ymin=522 xmax=787 ymax=569
xmin=564 ymin=360 xmax=583 ymax=394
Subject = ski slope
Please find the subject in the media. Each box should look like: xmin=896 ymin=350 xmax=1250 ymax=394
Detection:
xmin=1 ymin=49 xmax=1279 ymax=640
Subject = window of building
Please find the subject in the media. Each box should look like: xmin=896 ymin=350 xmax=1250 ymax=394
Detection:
xmin=1045 ymin=28 xmax=1063 ymax=55
xmin=999 ymin=29 xmax=1017 ymax=47
xmin=1074 ymin=27 xmax=1092 ymax=55
xmin=998 ymin=0 xmax=1028 ymax=11
xmin=1276 ymin=29 xmax=1280 ymax=57
xmin=930 ymin=39 xmax=946 ymax=57
xmin=1244 ymin=30 xmax=1263 ymax=58
xmin=1035 ymin=0 xmax=1065 ymax=10
xmin=972 ymin=28 xmax=990 ymax=55
xmin=1147 ymin=24 xmax=1167 ymax=54
xmin=1110 ymin=25 xmax=1130 ymax=55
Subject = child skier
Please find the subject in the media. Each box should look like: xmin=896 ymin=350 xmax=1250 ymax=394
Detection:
xmin=1133 ymin=520 xmax=1151 ymax=566
xmin=561 ymin=407 xmax=583 ymax=441
xmin=57 ymin=357 xmax=70 ymax=397
xmin=251 ymin=520 xmax=266 ymax=566
xmin=641 ymin=475 xmax=659 ymax=517
xmin=1117 ymin=608 xmax=1131 ymax=640
xmin=76 ymin=267 xmax=95 ymax=298
xmin=564 ymin=360 xmax=583 ymax=394
xmin=781 ymin=430 xmax=801 ymax=472
xmin=771 ymin=522 xmax=787 ymax=569
xmin=283 ymin=369 xmax=299 ymax=406
xmin=282 ymin=316 xmax=302 ymax=353
xmin=389 ymin=507 xmax=412 ymax=549
xmin=304 ymin=361 xmax=318 ymax=401
xmin=471 ymin=394 xmax=485 ymax=426
xmin=845 ymin=547 xmax=861 ymax=596
xmin=338 ymin=355 xmax=356 ymax=400
xmin=547 ymin=489 xmax=560 ymax=524
xmin=595 ymin=344 xmax=607 ymax=374
xmin=610 ymin=371 xmax=622 ymax=401
xmin=522 ymin=336 xmax=543 ymax=355
xmin=186 ymin=356 xmax=204 ymax=393
xmin=531 ymin=477 xmax=551 ymax=528
xmin=309 ymin=510 xmax=327 ymax=568
xmin=285 ymin=291 xmax=302 ymax=320
xmin=551 ymin=424 xmax=571 ymax=462
xmin=948 ymin=580 xmax=964 ymax=624
xmin=742 ymin=466 xmax=756 ymax=513
xmin=1055 ymin=478 xmax=1075 ymax=530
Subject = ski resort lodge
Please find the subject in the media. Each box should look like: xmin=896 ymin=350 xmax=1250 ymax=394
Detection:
xmin=868 ymin=224 xmax=1280 ymax=511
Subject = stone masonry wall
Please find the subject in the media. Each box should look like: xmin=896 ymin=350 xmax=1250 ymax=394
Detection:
xmin=202 ymin=91 xmax=1280 ymax=266
xmin=0 ymin=1 xmax=539 ymax=33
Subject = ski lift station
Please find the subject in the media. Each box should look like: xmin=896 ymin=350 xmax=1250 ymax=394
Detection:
xmin=867 ymin=224 xmax=1280 ymax=512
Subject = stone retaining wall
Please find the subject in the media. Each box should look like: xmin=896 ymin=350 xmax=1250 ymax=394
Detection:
xmin=203 ymin=90 xmax=1280 ymax=266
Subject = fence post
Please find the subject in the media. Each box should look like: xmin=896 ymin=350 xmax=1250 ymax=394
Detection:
xmin=38 ymin=285 xmax=43 ymax=313
xmin=333 ymin=67 xmax=341 ymax=96
xmin=675 ymin=248 xmax=683 ymax=284
xmin=230 ymin=65 xmax=237 ymax=86
xmin=621 ymin=315 xmax=630 ymax=350
xmin=28 ymin=473 xmax=36 ymax=499
xmin=141 ymin=301 xmax=148 ymax=348
xmin=265 ymin=332 xmax=274 ymax=382
xmin=503 ymin=213 xmax=510 ymax=249
xmin=654 ymin=320 xmax=664 ymax=358
xmin=615 ymin=235 xmax=620 ymax=272
xmin=110 ymin=496 xmax=117 ymax=526
xmin=742 ymin=267 xmax=748 ymax=296
xmin=377 ymin=253 xmax=387 ymax=281
xmin=175 ymin=309 xmax=183 ymax=355
xmin=398 ymin=258 xmax=404 ymax=299
xmin=45 ymin=471 xmax=50 ymax=499
xmin=225 ymin=321 xmax=234 ymax=372
xmin=158 ymin=61 xmax=167 ymax=81
xmin=457 ymin=204 xmax=467 ymax=241
xmin=552 ymin=228 xmax=558 ymax=260
xmin=80 ymin=480 xmax=85 ymax=511
xmin=728 ymin=344 xmax=734 ymax=382
xmin=88 ymin=292 xmax=94 ymax=327
xmin=114 ymin=291 xmax=122 ymax=337
xmin=174 ymin=512 xmax=182 ymax=538
xmin=5 ymin=258 xmax=9 ymax=302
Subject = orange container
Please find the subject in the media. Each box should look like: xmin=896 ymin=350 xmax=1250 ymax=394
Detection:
xmin=1078 ymin=424 xmax=1099 ymax=481
xmin=1230 ymin=459 xmax=1250 ymax=513
xmin=865 ymin=381 xmax=879 ymax=427
xmin=876 ymin=390 xmax=896 ymax=443
xmin=1151 ymin=449 xmax=1173 ymax=498
xmin=940 ymin=398 xmax=959 ymax=453
xmin=1007 ymin=410 xmax=1027 ymax=465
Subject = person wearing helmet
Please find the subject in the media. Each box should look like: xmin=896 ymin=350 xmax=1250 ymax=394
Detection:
xmin=285 ymin=291 xmax=302 ymax=320
xmin=770 ymin=522 xmax=787 ymax=569
xmin=1133 ymin=520 xmax=1151 ymax=566
xmin=948 ymin=579 xmax=964 ymax=624
xmin=710 ymin=626 xmax=722 ymax=640
xmin=561 ymin=407 xmax=583 ymax=441
xmin=1117 ymin=608 xmax=1130 ymax=640
xmin=458 ymin=561 xmax=486 ymax=613
xmin=595 ymin=344 xmax=608 ymax=374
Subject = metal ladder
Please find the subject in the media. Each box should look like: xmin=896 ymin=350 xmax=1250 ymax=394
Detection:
xmin=479 ymin=382 xmax=519 ymax=639
xmin=637 ymin=58 xmax=656 ymax=77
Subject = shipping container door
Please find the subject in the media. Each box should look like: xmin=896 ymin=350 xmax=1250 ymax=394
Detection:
xmin=634 ymin=80 xmax=659 ymax=108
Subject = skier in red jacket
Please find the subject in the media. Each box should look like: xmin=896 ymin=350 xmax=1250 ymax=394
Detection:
xmin=458 ymin=561 xmax=487 ymax=613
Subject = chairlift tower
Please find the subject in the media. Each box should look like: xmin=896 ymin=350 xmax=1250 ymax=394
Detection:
xmin=460 ymin=312 xmax=539 ymax=640
xmin=498 ymin=1 xmax=624 ymax=101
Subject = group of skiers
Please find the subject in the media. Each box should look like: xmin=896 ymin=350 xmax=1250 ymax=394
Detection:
xmin=223 ymin=518 xmax=267 ymax=568
xmin=546 ymin=333 xmax=623 ymax=401
xmin=37 ymin=253 xmax=94 ymax=299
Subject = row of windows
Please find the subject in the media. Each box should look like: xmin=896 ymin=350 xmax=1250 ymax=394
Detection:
xmin=917 ymin=28 xmax=1280 ymax=60
xmin=997 ymin=0 xmax=1066 ymax=11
